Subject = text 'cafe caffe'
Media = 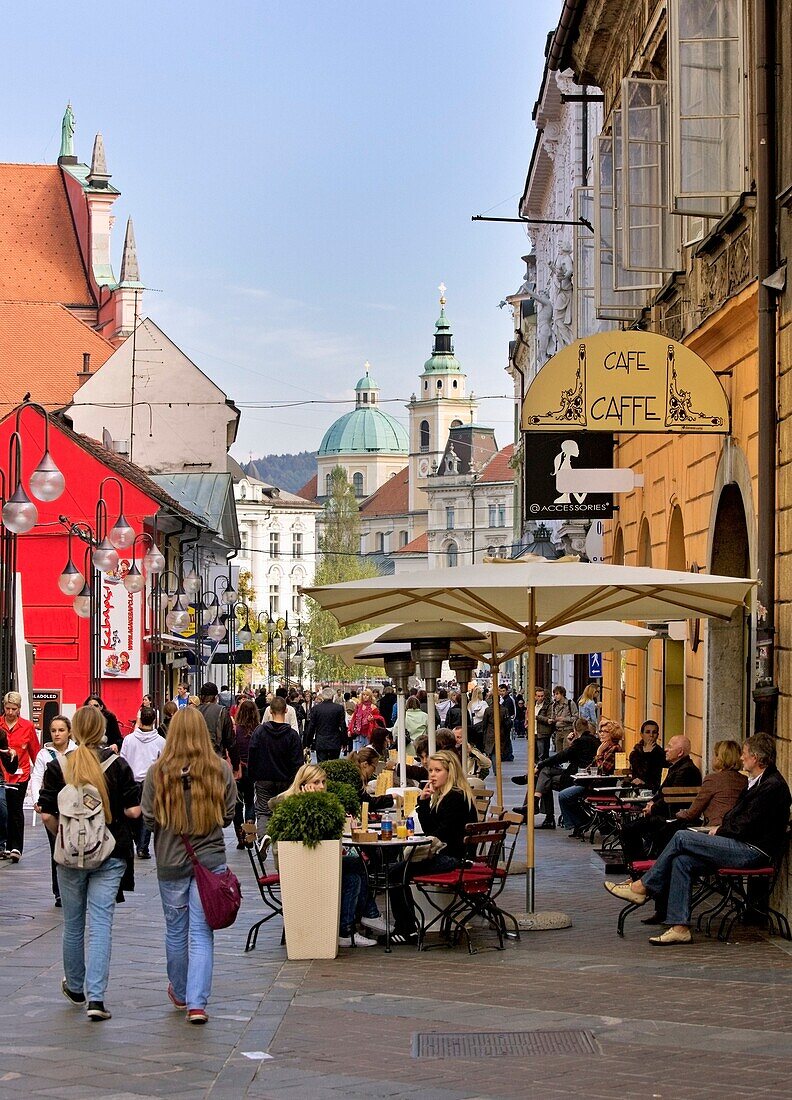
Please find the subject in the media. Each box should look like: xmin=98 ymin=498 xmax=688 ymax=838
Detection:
xmin=521 ymin=331 xmax=730 ymax=435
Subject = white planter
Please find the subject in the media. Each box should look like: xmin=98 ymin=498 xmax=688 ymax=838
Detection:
xmin=277 ymin=840 xmax=342 ymax=960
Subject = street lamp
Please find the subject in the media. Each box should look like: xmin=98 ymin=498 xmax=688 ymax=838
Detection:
xmin=58 ymin=529 xmax=85 ymax=596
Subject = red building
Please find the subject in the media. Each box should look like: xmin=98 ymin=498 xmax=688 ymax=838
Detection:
xmin=0 ymin=406 xmax=203 ymax=728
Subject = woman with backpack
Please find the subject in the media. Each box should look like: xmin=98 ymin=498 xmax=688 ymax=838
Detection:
xmin=38 ymin=705 xmax=141 ymax=1021
xmin=30 ymin=714 xmax=77 ymax=907
xmin=141 ymin=707 xmax=236 ymax=1025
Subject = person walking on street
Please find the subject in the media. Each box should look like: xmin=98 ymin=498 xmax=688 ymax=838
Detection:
xmin=548 ymin=685 xmax=577 ymax=752
xmin=141 ymin=707 xmax=236 ymax=1024
xmin=197 ymin=683 xmax=238 ymax=767
xmin=38 ymin=705 xmax=141 ymax=1021
xmin=83 ymin=695 xmax=123 ymax=751
xmin=30 ymin=714 xmax=77 ymax=905
xmin=262 ymin=686 xmax=299 ymax=733
xmin=231 ymin=698 xmax=259 ymax=847
xmin=534 ymin=687 xmax=554 ymax=760
xmin=248 ymin=696 xmax=303 ymax=834
xmin=306 ymin=687 xmax=348 ymax=762
xmin=120 ymin=705 xmax=166 ymax=858
xmin=0 ymin=691 xmax=40 ymax=863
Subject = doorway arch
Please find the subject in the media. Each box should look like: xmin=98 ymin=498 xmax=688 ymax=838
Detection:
xmin=708 ymin=484 xmax=751 ymax=749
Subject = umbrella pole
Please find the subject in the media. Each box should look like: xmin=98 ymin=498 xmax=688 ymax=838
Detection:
xmin=427 ymin=690 xmax=437 ymax=755
xmin=396 ymin=689 xmax=407 ymax=787
xmin=460 ymin=689 xmax=469 ymax=778
xmin=526 ymin=638 xmax=536 ymax=913
xmin=491 ymin=659 xmax=503 ymax=810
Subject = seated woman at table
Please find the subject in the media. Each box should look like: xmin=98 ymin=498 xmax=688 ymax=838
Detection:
xmin=382 ymin=730 xmax=457 ymax=785
xmin=270 ymin=763 xmax=381 ymax=947
xmin=451 ymin=726 xmax=492 ymax=781
xmin=628 ymin=721 xmax=665 ymax=789
xmin=557 ymin=719 xmax=624 ymax=837
xmin=386 ymin=750 xmax=478 ymax=946
xmin=349 ymin=747 xmax=396 ymax=813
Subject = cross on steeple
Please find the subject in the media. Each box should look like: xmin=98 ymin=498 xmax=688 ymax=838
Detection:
xmin=438 ymin=282 xmax=447 ymax=307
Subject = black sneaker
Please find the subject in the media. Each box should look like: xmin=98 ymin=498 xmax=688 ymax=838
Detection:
xmin=87 ymin=1001 xmax=111 ymax=1021
xmin=61 ymin=979 xmax=85 ymax=1006
xmin=511 ymin=775 xmax=528 ymax=785
xmin=379 ymin=931 xmax=418 ymax=946
xmin=136 ymin=848 xmax=151 ymax=859
xmin=54 ymin=897 xmax=62 ymax=908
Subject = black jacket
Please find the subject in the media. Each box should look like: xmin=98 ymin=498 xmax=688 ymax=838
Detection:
xmin=629 ymin=743 xmax=666 ymax=789
xmin=446 ymin=703 xmax=463 ymax=730
xmin=718 ymin=765 xmax=791 ymax=859
xmin=536 ymin=698 xmax=554 ymax=740
xmin=378 ymin=692 xmax=397 ymax=726
xmin=538 ymin=732 xmax=599 ymax=772
xmin=247 ymin=721 xmax=303 ymax=785
xmin=415 ymin=789 xmax=479 ymax=862
xmin=198 ymin=702 xmax=238 ymax=767
xmin=652 ymin=755 xmax=702 ymax=817
xmin=306 ymin=700 xmax=348 ymax=754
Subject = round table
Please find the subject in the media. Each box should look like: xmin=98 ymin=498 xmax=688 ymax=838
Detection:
xmin=343 ymin=834 xmax=428 ymax=952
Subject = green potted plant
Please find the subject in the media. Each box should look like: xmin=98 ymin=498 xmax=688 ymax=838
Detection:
xmin=326 ymin=780 xmax=361 ymax=817
xmin=321 ymin=757 xmax=363 ymax=792
xmin=268 ymin=791 xmax=346 ymax=959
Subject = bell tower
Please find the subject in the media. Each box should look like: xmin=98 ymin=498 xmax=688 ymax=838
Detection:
xmin=407 ymin=285 xmax=477 ymax=512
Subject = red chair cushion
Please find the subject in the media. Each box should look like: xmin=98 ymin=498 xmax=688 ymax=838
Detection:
xmin=258 ymin=874 xmax=280 ymax=886
xmin=414 ymin=868 xmax=494 ymax=889
xmin=716 ymin=866 xmax=774 ymax=877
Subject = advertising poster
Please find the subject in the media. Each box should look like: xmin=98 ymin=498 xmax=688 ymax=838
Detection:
xmin=100 ymin=575 xmax=142 ymax=679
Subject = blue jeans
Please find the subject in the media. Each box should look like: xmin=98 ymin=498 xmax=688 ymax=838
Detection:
xmin=0 ymin=784 xmax=7 ymax=851
xmin=642 ymin=830 xmax=766 ymax=926
xmin=158 ymin=869 xmax=225 ymax=1011
xmin=57 ymin=856 xmax=126 ymax=1002
xmin=557 ymin=784 xmax=587 ymax=827
xmin=340 ymin=857 xmax=362 ymax=935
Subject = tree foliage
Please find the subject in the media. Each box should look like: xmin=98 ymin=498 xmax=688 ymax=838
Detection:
xmin=304 ymin=466 xmax=380 ymax=682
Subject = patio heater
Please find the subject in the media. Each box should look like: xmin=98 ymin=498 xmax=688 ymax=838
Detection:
xmin=448 ymin=655 xmax=478 ymax=777
xmin=410 ymin=639 xmax=450 ymax=755
xmin=383 ymin=651 xmax=416 ymax=786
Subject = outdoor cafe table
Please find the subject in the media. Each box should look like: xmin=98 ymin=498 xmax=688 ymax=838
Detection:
xmin=343 ymin=831 xmax=427 ymax=952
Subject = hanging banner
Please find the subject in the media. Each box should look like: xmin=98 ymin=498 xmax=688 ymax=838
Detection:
xmin=522 ymin=331 xmax=730 ymax=434
xmin=524 ymin=432 xmax=614 ymax=519
xmin=100 ymin=575 xmax=142 ymax=679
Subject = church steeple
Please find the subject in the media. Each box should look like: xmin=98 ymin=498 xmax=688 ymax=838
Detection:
xmin=119 ymin=218 xmax=142 ymax=286
xmin=423 ymin=283 xmax=462 ymax=375
xmin=87 ymin=133 xmax=111 ymax=188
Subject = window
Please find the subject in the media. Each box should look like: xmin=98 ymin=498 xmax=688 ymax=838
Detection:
xmin=325 ymin=473 xmax=332 ymax=494
xmin=612 ymin=109 xmax=658 ymax=293
xmin=240 ymin=483 xmax=247 ymax=499
xmin=497 ymin=505 xmax=506 ymax=527
xmin=269 ymin=584 xmax=279 ymax=615
xmin=594 ymin=134 xmax=644 ymax=321
xmin=436 ymin=380 xmax=442 ymax=390
xmin=377 ymin=532 xmax=386 ymax=553
xmin=420 ymin=420 xmax=430 ymax=452
xmin=622 ymin=78 xmax=680 ymax=276
xmin=292 ymin=532 xmax=303 ymax=558
xmin=292 ymin=592 xmax=302 ymax=615
xmin=400 ymin=530 xmax=409 ymax=547
xmin=352 ymin=472 xmax=364 ymax=496
xmin=488 ymin=504 xmax=497 ymax=527
xmin=452 ymin=380 xmax=458 ymax=389
xmin=574 ymin=187 xmax=598 ymax=339
xmin=362 ymin=392 xmax=368 ymax=403
xmin=669 ymin=0 xmax=745 ymax=216
xmin=269 ymin=531 xmax=280 ymax=558
xmin=446 ymin=541 xmax=458 ymax=568
xmin=451 ymin=418 xmax=463 ymax=428
xmin=240 ymin=530 xmax=249 ymax=551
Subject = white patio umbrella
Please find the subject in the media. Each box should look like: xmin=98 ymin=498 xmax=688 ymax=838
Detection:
xmin=304 ymin=559 xmax=754 ymax=918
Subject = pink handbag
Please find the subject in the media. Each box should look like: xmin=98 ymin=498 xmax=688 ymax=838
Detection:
xmin=180 ymin=835 xmax=242 ymax=930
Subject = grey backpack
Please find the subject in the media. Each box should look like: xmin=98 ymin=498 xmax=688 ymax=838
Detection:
xmin=54 ymin=756 xmax=117 ymax=870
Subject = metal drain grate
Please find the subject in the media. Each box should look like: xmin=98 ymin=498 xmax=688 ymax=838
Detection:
xmin=412 ymin=1029 xmax=601 ymax=1059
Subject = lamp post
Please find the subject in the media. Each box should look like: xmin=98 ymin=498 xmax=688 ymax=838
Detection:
xmin=383 ymin=652 xmax=416 ymax=786
xmin=1 ymin=401 xmax=66 ymax=691
xmin=449 ymin=655 xmax=478 ymax=778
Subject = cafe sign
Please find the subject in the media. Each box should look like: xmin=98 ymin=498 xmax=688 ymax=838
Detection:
xmin=522 ymin=331 xmax=730 ymax=434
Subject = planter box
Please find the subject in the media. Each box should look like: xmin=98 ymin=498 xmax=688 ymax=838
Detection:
xmin=277 ymin=839 xmax=342 ymax=960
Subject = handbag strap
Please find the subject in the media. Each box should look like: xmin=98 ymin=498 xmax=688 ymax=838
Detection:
xmin=180 ymin=834 xmax=200 ymax=865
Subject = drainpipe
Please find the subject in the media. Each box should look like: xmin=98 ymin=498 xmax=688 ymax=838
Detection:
xmin=753 ymin=0 xmax=779 ymax=735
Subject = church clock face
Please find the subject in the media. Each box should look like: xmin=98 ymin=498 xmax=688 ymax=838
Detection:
xmin=418 ymin=458 xmax=430 ymax=477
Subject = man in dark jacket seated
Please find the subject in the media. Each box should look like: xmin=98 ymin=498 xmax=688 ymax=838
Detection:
xmin=619 ymin=734 xmax=702 ymax=865
xmin=306 ymin=687 xmax=348 ymax=762
xmin=511 ymin=719 xmax=599 ymax=826
xmin=605 ymin=733 xmax=791 ymax=945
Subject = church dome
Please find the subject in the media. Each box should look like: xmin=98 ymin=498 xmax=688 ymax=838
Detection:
xmin=423 ymin=299 xmax=463 ymax=375
xmin=319 ymin=365 xmax=408 ymax=456
xmin=318 ymin=407 xmax=409 ymax=456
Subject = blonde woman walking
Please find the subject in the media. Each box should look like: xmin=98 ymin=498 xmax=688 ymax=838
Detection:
xmin=141 ymin=707 xmax=236 ymax=1024
xmin=39 ymin=705 xmax=141 ymax=1021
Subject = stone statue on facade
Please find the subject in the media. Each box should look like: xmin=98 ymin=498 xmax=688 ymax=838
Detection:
xmin=60 ymin=104 xmax=75 ymax=159
xmin=550 ymin=242 xmax=574 ymax=349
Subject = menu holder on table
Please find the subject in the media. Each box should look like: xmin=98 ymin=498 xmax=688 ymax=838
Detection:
xmin=403 ymin=789 xmax=419 ymax=818
xmin=375 ymin=769 xmax=392 ymax=796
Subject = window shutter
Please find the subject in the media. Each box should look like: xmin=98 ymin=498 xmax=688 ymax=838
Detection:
xmin=622 ymin=77 xmax=681 ymax=276
xmin=669 ymin=0 xmax=746 ymax=216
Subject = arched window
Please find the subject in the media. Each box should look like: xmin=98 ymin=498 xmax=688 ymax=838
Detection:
xmin=420 ymin=420 xmax=430 ymax=452
xmin=446 ymin=540 xmax=458 ymax=568
xmin=451 ymin=418 xmax=463 ymax=429
xmin=325 ymin=473 xmax=332 ymax=494
xmin=353 ymin=472 xmax=364 ymax=496
xmin=240 ymin=483 xmax=247 ymax=499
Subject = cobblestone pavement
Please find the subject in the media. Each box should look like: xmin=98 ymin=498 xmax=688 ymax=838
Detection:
xmin=1 ymin=751 xmax=791 ymax=1098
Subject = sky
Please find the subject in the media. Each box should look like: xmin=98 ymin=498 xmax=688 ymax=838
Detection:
xmin=5 ymin=0 xmax=562 ymax=458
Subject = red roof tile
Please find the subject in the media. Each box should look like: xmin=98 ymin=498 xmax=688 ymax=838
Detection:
xmin=296 ymin=474 xmax=318 ymax=502
xmin=0 ymin=301 xmax=115 ymax=411
xmin=479 ymin=444 xmax=515 ymax=484
xmin=359 ymin=466 xmax=410 ymax=517
xmin=393 ymin=531 xmax=428 ymax=554
xmin=0 ymin=165 xmax=94 ymax=306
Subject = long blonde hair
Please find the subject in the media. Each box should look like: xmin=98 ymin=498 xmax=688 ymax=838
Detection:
xmin=427 ymin=750 xmax=474 ymax=808
xmin=283 ymin=763 xmax=327 ymax=797
xmin=63 ymin=706 xmax=112 ymax=821
xmin=579 ymin=683 xmax=598 ymax=706
xmin=149 ymin=708 xmax=226 ymax=835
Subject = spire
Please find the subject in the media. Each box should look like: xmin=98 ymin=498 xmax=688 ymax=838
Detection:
xmin=58 ymin=103 xmax=77 ymax=164
xmin=87 ymin=133 xmax=111 ymax=188
xmin=422 ymin=282 xmax=463 ymax=375
xmin=119 ymin=218 xmax=142 ymax=285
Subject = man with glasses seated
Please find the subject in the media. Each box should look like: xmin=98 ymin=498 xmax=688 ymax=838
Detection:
xmin=604 ymin=733 xmax=791 ymax=945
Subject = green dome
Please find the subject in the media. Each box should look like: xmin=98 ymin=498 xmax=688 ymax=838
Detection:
xmin=355 ymin=365 xmax=378 ymax=391
xmin=423 ymin=306 xmax=463 ymax=374
xmin=318 ymin=406 xmax=408 ymax=456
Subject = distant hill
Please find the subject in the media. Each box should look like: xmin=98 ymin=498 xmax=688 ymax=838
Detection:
xmin=244 ymin=452 xmax=317 ymax=495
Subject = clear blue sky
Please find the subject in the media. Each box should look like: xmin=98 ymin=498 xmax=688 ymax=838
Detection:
xmin=5 ymin=0 xmax=562 ymax=458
